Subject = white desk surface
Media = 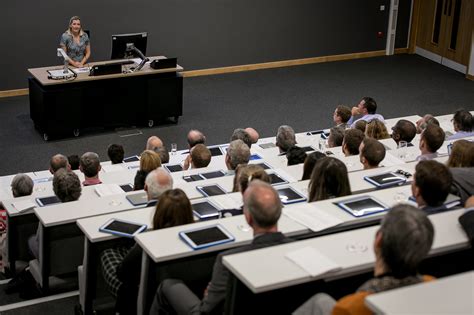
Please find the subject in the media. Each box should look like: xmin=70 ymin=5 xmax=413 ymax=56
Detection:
xmin=384 ymin=115 xmax=422 ymax=131
xmin=365 ymin=271 xmax=474 ymax=315
xmin=135 ymin=212 xmax=308 ymax=264
xmin=222 ymin=209 xmax=468 ymax=294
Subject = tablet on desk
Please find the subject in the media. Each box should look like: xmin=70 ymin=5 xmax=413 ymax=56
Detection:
xmin=164 ymin=164 xmax=183 ymax=173
xmin=364 ymin=172 xmax=406 ymax=188
xmin=306 ymin=130 xmax=325 ymax=135
xmin=192 ymin=200 xmax=220 ymax=220
xmin=179 ymin=224 xmax=234 ymax=250
xmin=335 ymin=196 xmax=388 ymax=217
xmin=201 ymin=170 xmax=226 ymax=179
xmin=259 ymin=143 xmax=276 ymax=149
xmin=208 ymin=146 xmax=223 ymax=156
xmin=119 ymin=184 xmax=134 ymax=192
xmin=196 ymin=184 xmax=227 ymax=197
xmin=268 ymin=173 xmax=289 ymax=186
xmin=183 ymin=174 xmax=205 ymax=182
xmin=249 ymin=154 xmax=262 ymax=160
xmin=126 ymin=192 xmax=148 ymax=206
xmin=300 ymin=146 xmax=316 ymax=152
xmin=276 ymin=187 xmax=306 ymax=204
xmin=123 ymin=155 xmax=140 ymax=163
xmin=253 ymin=162 xmax=272 ymax=170
xmin=99 ymin=218 xmax=147 ymax=238
xmin=36 ymin=196 xmax=61 ymax=207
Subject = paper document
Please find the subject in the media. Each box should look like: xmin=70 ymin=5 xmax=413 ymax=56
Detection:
xmin=285 ymin=247 xmax=341 ymax=277
xmin=212 ymin=194 xmax=242 ymax=210
xmin=95 ymin=184 xmax=124 ymax=197
xmin=12 ymin=200 xmax=37 ymax=212
xmin=71 ymin=67 xmax=91 ymax=74
xmin=284 ymin=203 xmax=343 ymax=232
xmin=102 ymin=164 xmax=126 ymax=173
xmin=34 ymin=170 xmax=52 ymax=178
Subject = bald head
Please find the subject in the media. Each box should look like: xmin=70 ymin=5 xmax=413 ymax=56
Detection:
xmin=50 ymin=154 xmax=70 ymax=174
xmin=146 ymin=136 xmax=164 ymax=151
xmin=243 ymin=180 xmax=282 ymax=229
xmin=187 ymin=129 xmax=206 ymax=148
xmin=145 ymin=168 xmax=174 ymax=200
xmin=245 ymin=127 xmax=260 ymax=144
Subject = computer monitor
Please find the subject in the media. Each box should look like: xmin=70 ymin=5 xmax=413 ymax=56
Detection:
xmin=111 ymin=32 xmax=148 ymax=59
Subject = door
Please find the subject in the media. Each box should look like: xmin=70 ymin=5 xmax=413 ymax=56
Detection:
xmin=415 ymin=0 xmax=472 ymax=71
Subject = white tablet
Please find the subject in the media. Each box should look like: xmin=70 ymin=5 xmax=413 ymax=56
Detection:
xmin=364 ymin=172 xmax=406 ymax=188
xmin=276 ymin=187 xmax=306 ymax=204
xmin=126 ymin=192 xmax=148 ymax=206
xmin=179 ymin=224 xmax=234 ymax=250
xmin=99 ymin=218 xmax=147 ymax=238
xmin=196 ymin=184 xmax=227 ymax=197
xmin=192 ymin=200 xmax=221 ymax=220
xmin=335 ymin=196 xmax=388 ymax=217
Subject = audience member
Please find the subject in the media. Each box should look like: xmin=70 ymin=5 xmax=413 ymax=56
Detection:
xmin=230 ymin=128 xmax=253 ymax=149
xmin=459 ymin=196 xmax=474 ymax=249
xmin=412 ymin=160 xmax=453 ymax=214
xmin=225 ymin=140 xmax=250 ymax=173
xmin=186 ymin=144 xmax=212 ymax=169
xmin=80 ymin=152 xmax=102 ymax=186
xmin=187 ymin=129 xmax=206 ymax=148
xmin=416 ymin=114 xmax=440 ymax=134
xmin=276 ymin=125 xmax=296 ymax=154
xmin=342 ymin=128 xmax=365 ymax=156
xmin=49 ymin=154 xmax=70 ymax=174
xmin=365 ymin=119 xmax=390 ymax=140
xmin=448 ymin=109 xmax=474 ymax=140
xmin=286 ymin=146 xmax=307 ymax=166
xmin=146 ymin=136 xmax=164 ymax=151
xmin=11 ymin=174 xmax=34 ymax=197
xmin=450 ymin=168 xmax=474 ymax=205
xmin=133 ymin=150 xmax=161 ymax=190
xmin=107 ymin=144 xmax=124 ymax=164
xmin=327 ymin=126 xmax=344 ymax=148
xmin=245 ymin=127 xmax=260 ymax=144
xmin=354 ymin=120 xmax=367 ymax=133
xmin=294 ymin=204 xmax=434 ymax=315
xmin=333 ymin=105 xmax=351 ymax=129
xmin=154 ymin=146 xmax=170 ymax=164
xmin=359 ymin=138 xmax=386 ymax=169
xmin=446 ymin=139 xmax=474 ymax=168
xmin=391 ymin=119 xmax=417 ymax=147
xmin=417 ymin=124 xmax=445 ymax=161
xmin=150 ymin=180 xmax=292 ymax=314
xmin=143 ymin=168 xmax=174 ymax=207
xmin=301 ymin=151 xmax=326 ymax=181
xmin=101 ymin=189 xmax=193 ymax=314
xmin=68 ymin=154 xmax=80 ymax=170
xmin=348 ymin=97 xmax=385 ymax=128
xmin=308 ymin=157 xmax=351 ymax=202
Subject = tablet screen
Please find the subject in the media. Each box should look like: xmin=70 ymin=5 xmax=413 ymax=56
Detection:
xmin=306 ymin=130 xmax=324 ymax=135
xmin=198 ymin=185 xmax=226 ymax=197
xmin=37 ymin=196 xmax=61 ymax=206
xmin=184 ymin=226 xmax=230 ymax=246
xmin=102 ymin=220 xmax=144 ymax=235
xmin=254 ymin=162 xmax=271 ymax=170
xmin=338 ymin=197 xmax=387 ymax=216
xmin=208 ymin=147 xmax=223 ymax=156
xmin=201 ymin=170 xmax=225 ymax=179
xmin=165 ymin=164 xmax=183 ymax=172
xmin=249 ymin=154 xmax=262 ymax=160
xmin=269 ymin=173 xmax=288 ymax=185
xmin=120 ymin=184 xmax=133 ymax=192
xmin=123 ymin=156 xmax=140 ymax=163
xmin=300 ymin=146 xmax=315 ymax=152
xmin=183 ymin=174 xmax=204 ymax=182
xmin=193 ymin=201 xmax=219 ymax=218
xmin=277 ymin=187 xmax=305 ymax=203
xmin=365 ymin=173 xmax=405 ymax=187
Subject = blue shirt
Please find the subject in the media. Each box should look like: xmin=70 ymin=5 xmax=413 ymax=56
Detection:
xmin=447 ymin=131 xmax=474 ymax=140
xmin=60 ymin=30 xmax=90 ymax=62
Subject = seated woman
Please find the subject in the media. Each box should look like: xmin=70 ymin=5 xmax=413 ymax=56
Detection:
xmin=133 ymin=150 xmax=162 ymax=190
xmin=365 ymin=119 xmax=390 ymax=140
xmin=60 ymin=16 xmax=91 ymax=67
xmin=307 ymin=157 xmax=351 ymax=202
xmin=101 ymin=189 xmax=193 ymax=315
xmin=301 ymin=151 xmax=326 ymax=181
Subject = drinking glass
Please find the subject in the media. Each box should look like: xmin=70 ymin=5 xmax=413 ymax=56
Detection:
xmin=171 ymin=143 xmax=177 ymax=155
xmin=398 ymin=141 xmax=407 ymax=159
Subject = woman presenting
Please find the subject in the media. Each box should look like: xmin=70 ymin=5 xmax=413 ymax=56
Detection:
xmin=59 ymin=16 xmax=91 ymax=67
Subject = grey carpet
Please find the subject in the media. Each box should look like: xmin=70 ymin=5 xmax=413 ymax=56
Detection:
xmin=0 ymin=54 xmax=473 ymax=176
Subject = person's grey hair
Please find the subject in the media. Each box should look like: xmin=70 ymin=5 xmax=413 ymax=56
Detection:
xmin=50 ymin=154 xmax=69 ymax=173
xmin=80 ymin=152 xmax=101 ymax=178
xmin=145 ymin=168 xmax=174 ymax=200
xmin=244 ymin=180 xmax=282 ymax=228
xmin=230 ymin=128 xmax=253 ymax=149
xmin=276 ymin=125 xmax=296 ymax=152
xmin=154 ymin=146 xmax=170 ymax=164
xmin=227 ymin=140 xmax=251 ymax=170
xmin=379 ymin=204 xmax=434 ymax=278
xmin=53 ymin=169 xmax=82 ymax=202
xmin=11 ymin=174 xmax=34 ymax=197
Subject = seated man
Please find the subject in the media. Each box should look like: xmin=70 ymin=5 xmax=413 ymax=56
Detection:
xmin=230 ymin=128 xmax=253 ymax=149
xmin=146 ymin=136 xmax=164 ymax=151
xmin=415 ymin=114 xmax=439 ymax=134
xmin=10 ymin=174 xmax=34 ymax=198
xmin=333 ymin=105 xmax=351 ymax=129
xmin=107 ymin=144 xmax=124 ymax=164
xmin=187 ymin=129 xmax=206 ymax=148
xmin=144 ymin=168 xmax=174 ymax=207
xmin=155 ymin=146 xmax=170 ymax=164
xmin=294 ymin=204 xmax=434 ymax=315
xmin=327 ymin=126 xmax=345 ymax=148
xmin=225 ymin=140 xmax=251 ymax=174
xmin=391 ymin=119 xmax=416 ymax=147
xmin=184 ymin=144 xmax=212 ymax=170
xmin=342 ymin=129 xmax=365 ymax=156
xmin=416 ymin=124 xmax=445 ymax=161
xmin=448 ymin=109 xmax=474 ymax=140
xmin=411 ymin=160 xmax=453 ymax=214
xmin=276 ymin=125 xmax=296 ymax=155
xmin=286 ymin=146 xmax=308 ymax=166
xmin=150 ymin=180 xmax=293 ymax=314
xmin=348 ymin=97 xmax=385 ymax=128
xmin=245 ymin=127 xmax=260 ymax=144
xmin=359 ymin=138 xmax=386 ymax=170
xmin=49 ymin=153 xmax=70 ymax=174
xmin=80 ymin=152 xmax=102 ymax=186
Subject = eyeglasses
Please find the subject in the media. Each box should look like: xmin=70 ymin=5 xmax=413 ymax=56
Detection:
xmin=395 ymin=169 xmax=412 ymax=178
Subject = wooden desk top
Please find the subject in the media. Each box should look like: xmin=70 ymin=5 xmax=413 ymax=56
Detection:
xmin=28 ymin=56 xmax=184 ymax=86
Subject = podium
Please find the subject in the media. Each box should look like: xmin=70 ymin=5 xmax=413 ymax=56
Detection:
xmin=28 ymin=56 xmax=183 ymax=140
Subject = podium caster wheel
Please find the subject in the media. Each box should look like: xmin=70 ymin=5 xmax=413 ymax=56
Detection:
xmin=73 ymin=129 xmax=80 ymax=137
xmin=148 ymin=120 xmax=154 ymax=127
xmin=43 ymin=133 xmax=49 ymax=141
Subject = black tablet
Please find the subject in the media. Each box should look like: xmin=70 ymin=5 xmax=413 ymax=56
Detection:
xmin=179 ymin=224 xmax=234 ymax=250
xmin=183 ymin=174 xmax=205 ymax=182
xmin=268 ymin=173 xmax=289 ymax=186
xmin=335 ymin=196 xmax=388 ymax=217
xmin=196 ymin=184 xmax=227 ymax=197
xmin=36 ymin=196 xmax=61 ymax=207
xmin=253 ymin=162 xmax=272 ymax=170
xmin=164 ymin=164 xmax=183 ymax=173
xmin=119 ymin=184 xmax=134 ymax=192
xmin=320 ymin=132 xmax=330 ymax=139
xmin=364 ymin=172 xmax=406 ymax=188
xmin=208 ymin=146 xmax=223 ymax=156
xmin=192 ymin=200 xmax=220 ymax=220
xmin=99 ymin=218 xmax=147 ymax=238
xmin=201 ymin=170 xmax=226 ymax=179
xmin=306 ymin=130 xmax=325 ymax=135
xmin=300 ymin=146 xmax=316 ymax=152
xmin=123 ymin=155 xmax=140 ymax=163
xmin=276 ymin=187 xmax=306 ymax=204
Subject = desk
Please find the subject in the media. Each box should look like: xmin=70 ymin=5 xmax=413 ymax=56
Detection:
xmin=28 ymin=56 xmax=183 ymax=140
xmin=365 ymin=271 xmax=474 ymax=314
